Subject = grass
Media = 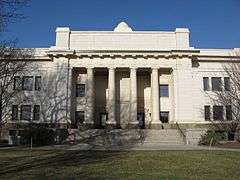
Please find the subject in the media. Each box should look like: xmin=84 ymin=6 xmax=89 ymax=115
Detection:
xmin=0 ymin=148 xmax=239 ymax=180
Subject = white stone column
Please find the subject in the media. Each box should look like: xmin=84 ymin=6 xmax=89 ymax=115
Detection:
xmin=130 ymin=68 xmax=138 ymax=126
xmin=106 ymin=68 xmax=116 ymax=125
xmin=151 ymin=68 xmax=161 ymax=125
xmin=85 ymin=68 xmax=94 ymax=126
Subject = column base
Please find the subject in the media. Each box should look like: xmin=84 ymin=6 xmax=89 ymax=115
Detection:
xmin=83 ymin=122 xmax=95 ymax=129
xmin=126 ymin=121 xmax=139 ymax=129
xmin=105 ymin=121 xmax=117 ymax=128
xmin=149 ymin=121 xmax=163 ymax=129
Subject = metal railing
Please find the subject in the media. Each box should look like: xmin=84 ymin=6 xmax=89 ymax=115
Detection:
xmin=176 ymin=122 xmax=187 ymax=144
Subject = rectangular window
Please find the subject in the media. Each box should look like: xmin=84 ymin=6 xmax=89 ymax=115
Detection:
xmin=213 ymin=106 xmax=223 ymax=121
xmin=12 ymin=105 xmax=18 ymax=121
xmin=203 ymin=77 xmax=209 ymax=91
xmin=211 ymin=77 xmax=222 ymax=91
xmin=160 ymin=111 xmax=169 ymax=123
xmin=35 ymin=76 xmax=42 ymax=91
xmin=22 ymin=76 xmax=33 ymax=91
xmin=204 ymin=105 xmax=211 ymax=121
xmin=224 ymin=77 xmax=230 ymax=91
xmin=20 ymin=105 xmax=31 ymax=121
xmin=33 ymin=105 xmax=40 ymax=121
xmin=75 ymin=111 xmax=85 ymax=124
xmin=9 ymin=130 xmax=17 ymax=136
xmin=13 ymin=76 xmax=22 ymax=90
xmin=76 ymin=84 xmax=85 ymax=97
xmin=226 ymin=105 xmax=232 ymax=120
xmin=159 ymin=85 xmax=169 ymax=97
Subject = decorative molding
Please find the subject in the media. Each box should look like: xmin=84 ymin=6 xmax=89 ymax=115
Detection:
xmin=114 ymin=22 xmax=133 ymax=32
xmin=46 ymin=49 xmax=200 ymax=59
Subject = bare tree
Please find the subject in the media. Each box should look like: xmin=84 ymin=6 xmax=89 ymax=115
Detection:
xmin=209 ymin=51 xmax=240 ymax=140
xmin=0 ymin=0 xmax=31 ymax=135
xmin=0 ymin=46 xmax=32 ymax=120
xmin=0 ymin=0 xmax=30 ymax=31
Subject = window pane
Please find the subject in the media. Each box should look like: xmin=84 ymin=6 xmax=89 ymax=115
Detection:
xmin=226 ymin=105 xmax=232 ymax=120
xmin=160 ymin=85 xmax=169 ymax=97
xmin=204 ymin=105 xmax=210 ymax=121
xmin=13 ymin=76 xmax=22 ymax=90
xmin=76 ymin=84 xmax=85 ymax=97
xmin=23 ymin=76 xmax=33 ymax=91
xmin=213 ymin=106 xmax=223 ymax=120
xmin=20 ymin=105 xmax=31 ymax=121
xmin=160 ymin=111 xmax=169 ymax=123
xmin=9 ymin=130 xmax=17 ymax=136
xmin=224 ymin=77 xmax=230 ymax=91
xmin=12 ymin=105 xmax=18 ymax=121
xmin=35 ymin=76 xmax=41 ymax=91
xmin=203 ymin=77 xmax=209 ymax=91
xmin=75 ymin=111 xmax=85 ymax=124
xmin=33 ymin=105 xmax=40 ymax=121
xmin=212 ymin=77 xmax=222 ymax=91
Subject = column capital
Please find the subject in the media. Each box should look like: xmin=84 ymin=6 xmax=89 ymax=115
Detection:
xmin=87 ymin=67 xmax=94 ymax=72
xmin=151 ymin=67 xmax=159 ymax=71
xmin=87 ymin=67 xmax=94 ymax=69
xmin=130 ymin=67 xmax=137 ymax=71
xmin=108 ymin=67 xmax=115 ymax=70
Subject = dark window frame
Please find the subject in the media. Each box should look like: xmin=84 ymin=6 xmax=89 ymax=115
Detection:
xmin=11 ymin=105 xmax=19 ymax=121
xmin=211 ymin=77 xmax=222 ymax=91
xmin=213 ymin=105 xmax=224 ymax=121
xmin=20 ymin=105 xmax=31 ymax=121
xmin=22 ymin=76 xmax=34 ymax=91
xmin=76 ymin=84 xmax=86 ymax=97
xmin=226 ymin=105 xmax=232 ymax=120
xmin=33 ymin=105 xmax=40 ymax=121
xmin=13 ymin=76 xmax=22 ymax=90
xmin=160 ymin=111 xmax=169 ymax=123
xmin=35 ymin=76 xmax=42 ymax=91
xmin=204 ymin=105 xmax=211 ymax=121
xmin=203 ymin=77 xmax=210 ymax=91
xmin=159 ymin=84 xmax=169 ymax=97
xmin=75 ymin=111 xmax=85 ymax=124
xmin=224 ymin=77 xmax=230 ymax=91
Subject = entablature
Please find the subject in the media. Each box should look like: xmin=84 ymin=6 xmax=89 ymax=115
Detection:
xmin=46 ymin=49 xmax=200 ymax=59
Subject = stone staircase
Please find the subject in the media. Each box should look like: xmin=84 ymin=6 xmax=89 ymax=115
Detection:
xmin=67 ymin=129 xmax=185 ymax=148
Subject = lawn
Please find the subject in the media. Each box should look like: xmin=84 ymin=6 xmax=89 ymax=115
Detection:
xmin=0 ymin=149 xmax=239 ymax=180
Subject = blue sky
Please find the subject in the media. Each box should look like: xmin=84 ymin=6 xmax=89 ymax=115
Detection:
xmin=4 ymin=0 xmax=240 ymax=49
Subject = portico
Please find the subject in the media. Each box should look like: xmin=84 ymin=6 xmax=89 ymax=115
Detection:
xmin=72 ymin=66 xmax=166 ymax=129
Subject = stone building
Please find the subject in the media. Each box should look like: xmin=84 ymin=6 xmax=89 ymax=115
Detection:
xmin=2 ymin=22 xmax=240 ymax=145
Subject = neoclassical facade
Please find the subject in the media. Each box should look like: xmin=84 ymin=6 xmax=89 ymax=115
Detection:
xmin=5 ymin=22 xmax=240 ymax=131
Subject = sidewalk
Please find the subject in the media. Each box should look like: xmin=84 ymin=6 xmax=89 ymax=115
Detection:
xmin=36 ymin=143 xmax=240 ymax=152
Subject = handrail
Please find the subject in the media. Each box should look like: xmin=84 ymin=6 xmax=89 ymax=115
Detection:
xmin=176 ymin=122 xmax=187 ymax=144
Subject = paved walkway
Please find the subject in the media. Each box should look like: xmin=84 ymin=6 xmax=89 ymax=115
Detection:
xmin=36 ymin=143 xmax=240 ymax=152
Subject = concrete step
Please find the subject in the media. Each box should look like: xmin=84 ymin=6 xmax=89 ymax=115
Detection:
xmin=67 ymin=129 xmax=185 ymax=146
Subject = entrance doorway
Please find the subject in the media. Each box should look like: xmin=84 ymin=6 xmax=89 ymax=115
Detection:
xmin=137 ymin=113 xmax=145 ymax=129
xmin=100 ymin=113 xmax=108 ymax=128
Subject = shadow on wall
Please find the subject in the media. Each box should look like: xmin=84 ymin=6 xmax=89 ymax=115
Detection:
xmin=200 ymin=51 xmax=240 ymax=140
xmin=12 ymin=62 xmax=71 ymax=125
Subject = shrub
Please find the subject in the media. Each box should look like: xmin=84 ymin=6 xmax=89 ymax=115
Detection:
xmin=20 ymin=124 xmax=55 ymax=146
xmin=55 ymin=128 xmax=69 ymax=144
xmin=199 ymin=131 xmax=227 ymax=145
xmin=0 ymin=139 xmax=8 ymax=144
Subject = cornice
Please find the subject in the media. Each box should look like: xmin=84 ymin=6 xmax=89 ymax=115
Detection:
xmin=46 ymin=49 xmax=200 ymax=59
xmin=193 ymin=55 xmax=240 ymax=62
